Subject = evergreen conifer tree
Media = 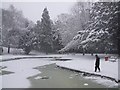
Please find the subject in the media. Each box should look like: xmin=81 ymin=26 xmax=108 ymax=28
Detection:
xmin=40 ymin=8 xmax=53 ymax=53
xmin=81 ymin=2 xmax=119 ymax=54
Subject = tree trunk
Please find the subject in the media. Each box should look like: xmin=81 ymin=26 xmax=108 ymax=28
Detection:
xmin=8 ymin=45 xmax=10 ymax=53
xmin=83 ymin=52 xmax=85 ymax=55
xmin=91 ymin=53 xmax=93 ymax=56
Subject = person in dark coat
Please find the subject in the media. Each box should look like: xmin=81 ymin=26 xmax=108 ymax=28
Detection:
xmin=95 ymin=55 xmax=100 ymax=72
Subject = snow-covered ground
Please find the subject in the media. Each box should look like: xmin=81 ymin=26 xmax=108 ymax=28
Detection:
xmin=56 ymin=54 xmax=119 ymax=81
xmin=0 ymin=53 xmax=119 ymax=88
xmin=56 ymin=54 xmax=119 ymax=87
xmin=2 ymin=47 xmax=24 ymax=55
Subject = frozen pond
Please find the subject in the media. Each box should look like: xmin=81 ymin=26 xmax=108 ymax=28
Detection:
xmin=1 ymin=58 xmax=53 ymax=88
xmin=1 ymin=58 xmax=106 ymax=88
xmin=29 ymin=64 xmax=106 ymax=88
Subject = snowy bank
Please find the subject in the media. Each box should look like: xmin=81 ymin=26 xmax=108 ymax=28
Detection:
xmin=0 ymin=54 xmax=62 ymax=62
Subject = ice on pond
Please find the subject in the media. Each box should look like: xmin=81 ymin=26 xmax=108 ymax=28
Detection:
xmin=84 ymin=83 xmax=88 ymax=86
xmin=41 ymin=66 xmax=46 ymax=68
xmin=34 ymin=76 xmax=50 ymax=80
xmin=1 ymin=58 xmax=53 ymax=88
xmin=34 ymin=76 xmax=42 ymax=80
xmin=41 ymin=76 xmax=49 ymax=80
xmin=84 ymin=76 xmax=118 ymax=87
xmin=69 ymin=76 xmax=73 ymax=79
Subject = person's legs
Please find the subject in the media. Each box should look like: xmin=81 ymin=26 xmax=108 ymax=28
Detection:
xmin=95 ymin=66 xmax=97 ymax=72
xmin=98 ymin=66 xmax=100 ymax=72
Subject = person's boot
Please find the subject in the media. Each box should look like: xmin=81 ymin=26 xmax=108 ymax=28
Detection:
xmin=98 ymin=68 xmax=100 ymax=72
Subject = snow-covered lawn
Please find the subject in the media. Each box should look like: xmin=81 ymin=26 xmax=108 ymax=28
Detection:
xmin=2 ymin=47 xmax=24 ymax=55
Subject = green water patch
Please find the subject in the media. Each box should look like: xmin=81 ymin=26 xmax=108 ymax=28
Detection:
xmin=0 ymin=70 xmax=14 ymax=75
xmin=28 ymin=64 xmax=106 ymax=88
xmin=0 ymin=66 xmax=14 ymax=75
xmin=0 ymin=66 xmax=7 ymax=69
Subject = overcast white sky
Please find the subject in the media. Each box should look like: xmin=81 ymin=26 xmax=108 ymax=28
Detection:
xmin=2 ymin=0 xmax=117 ymax=23
xmin=2 ymin=2 xmax=77 ymax=23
